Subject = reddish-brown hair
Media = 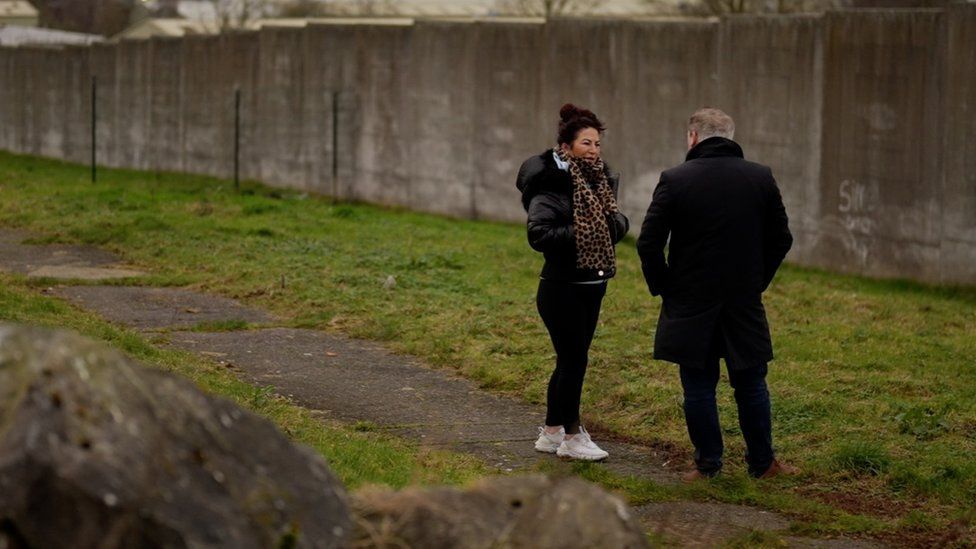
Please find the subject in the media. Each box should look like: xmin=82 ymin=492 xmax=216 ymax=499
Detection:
xmin=557 ymin=103 xmax=606 ymax=145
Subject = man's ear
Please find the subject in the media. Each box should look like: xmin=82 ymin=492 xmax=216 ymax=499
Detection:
xmin=687 ymin=130 xmax=699 ymax=151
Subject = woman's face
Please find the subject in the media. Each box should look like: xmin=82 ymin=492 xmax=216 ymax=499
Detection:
xmin=562 ymin=127 xmax=601 ymax=163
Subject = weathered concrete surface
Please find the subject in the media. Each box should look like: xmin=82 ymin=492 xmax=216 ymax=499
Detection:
xmin=719 ymin=14 xmax=824 ymax=268
xmin=62 ymin=46 xmax=93 ymax=166
xmin=255 ymin=27 xmax=308 ymax=189
xmin=147 ymin=37 xmax=184 ymax=174
xmin=114 ymin=40 xmax=150 ymax=171
xmin=942 ymin=3 xmax=976 ymax=284
xmin=53 ymin=286 xmax=272 ymax=330
xmin=0 ymin=230 xmax=145 ymax=280
xmin=161 ymin=327 xmax=676 ymax=483
xmin=182 ymin=35 xmax=229 ymax=178
xmin=89 ymin=43 xmax=118 ymax=169
xmin=2 ymin=12 xmax=975 ymax=284
xmin=818 ymin=10 xmax=946 ymax=282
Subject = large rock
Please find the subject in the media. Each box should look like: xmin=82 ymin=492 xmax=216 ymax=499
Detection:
xmin=0 ymin=324 xmax=350 ymax=548
xmin=351 ymin=474 xmax=650 ymax=548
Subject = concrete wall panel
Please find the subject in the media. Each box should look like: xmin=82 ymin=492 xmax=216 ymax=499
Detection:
xmin=719 ymin=15 xmax=823 ymax=266
xmin=21 ymin=48 xmax=44 ymax=156
xmin=819 ymin=10 xmax=944 ymax=281
xmin=349 ymin=24 xmax=413 ymax=206
xmin=182 ymin=36 xmax=230 ymax=178
xmin=114 ymin=41 xmax=152 ymax=170
xmin=89 ymin=44 xmax=118 ymax=169
xmin=215 ymin=32 xmax=260 ymax=182
xmin=299 ymin=26 xmax=334 ymax=196
xmin=145 ymin=38 xmax=184 ymax=174
xmin=471 ymin=21 xmax=546 ymax=223
xmin=600 ymin=20 xmax=719 ymax=228
xmin=0 ymin=49 xmax=12 ymax=152
xmin=942 ymin=4 xmax=976 ymax=283
xmin=399 ymin=22 xmax=477 ymax=217
xmin=62 ymin=46 xmax=93 ymax=165
xmin=303 ymin=24 xmax=361 ymax=199
xmin=36 ymin=49 xmax=68 ymax=158
xmin=255 ymin=27 xmax=307 ymax=188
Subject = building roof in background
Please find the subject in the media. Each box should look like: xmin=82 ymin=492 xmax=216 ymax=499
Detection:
xmin=117 ymin=18 xmax=218 ymax=40
xmin=0 ymin=25 xmax=103 ymax=46
xmin=372 ymin=0 xmax=676 ymax=16
xmin=151 ymin=0 xmax=680 ymax=21
xmin=0 ymin=1 xmax=37 ymax=19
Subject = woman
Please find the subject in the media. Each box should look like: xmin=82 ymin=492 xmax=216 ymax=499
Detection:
xmin=515 ymin=103 xmax=629 ymax=461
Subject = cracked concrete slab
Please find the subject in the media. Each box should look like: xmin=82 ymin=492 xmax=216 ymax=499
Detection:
xmin=53 ymin=286 xmax=272 ymax=330
xmin=0 ymin=229 xmax=145 ymax=280
xmin=164 ymin=328 xmax=680 ymax=485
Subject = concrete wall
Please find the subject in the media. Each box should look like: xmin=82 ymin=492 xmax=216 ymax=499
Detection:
xmin=819 ymin=9 xmax=946 ymax=281
xmin=943 ymin=3 xmax=976 ymax=284
xmin=1 ymin=10 xmax=975 ymax=285
xmin=718 ymin=15 xmax=824 ymax=267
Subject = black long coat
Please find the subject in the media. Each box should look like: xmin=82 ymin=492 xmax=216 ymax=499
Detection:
xmin=636 ymin=137 xmax=792 ymax=370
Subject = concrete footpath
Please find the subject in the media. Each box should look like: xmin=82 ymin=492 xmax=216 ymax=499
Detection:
xmin=0 ymin=228 xmax=883 ymax=548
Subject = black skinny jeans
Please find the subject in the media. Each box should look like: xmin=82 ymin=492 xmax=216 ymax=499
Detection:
xmin=536 ymin=278 xmax=607 ymax=434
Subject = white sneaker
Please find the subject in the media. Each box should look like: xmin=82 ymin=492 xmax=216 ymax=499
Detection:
xmin=534 ymin=426 xmax=565 ymax=453
xmin=556 ymin=426 xmax=608 ymax=461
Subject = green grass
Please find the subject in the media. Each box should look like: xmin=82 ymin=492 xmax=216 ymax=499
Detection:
xmin=1 ymin=152 xmax=974 ymax=542
xmin=0 ymin=270 xmax=490 ymax=491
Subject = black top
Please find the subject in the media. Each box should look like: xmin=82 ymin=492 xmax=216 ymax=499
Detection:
xmin=516 ymin=150 xmax=630 ymax=283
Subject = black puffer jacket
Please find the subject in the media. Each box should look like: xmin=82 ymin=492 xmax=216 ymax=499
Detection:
xmin=516 ymin=150 xmax=630 ymax=282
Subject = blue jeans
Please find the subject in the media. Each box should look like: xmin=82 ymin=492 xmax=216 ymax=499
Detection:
xmin=679 ymin=361 xmax=774 ymax=477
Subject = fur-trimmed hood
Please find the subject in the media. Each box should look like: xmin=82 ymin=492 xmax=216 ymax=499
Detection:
xmin=515 ymin=150 xmax=618 ymax=211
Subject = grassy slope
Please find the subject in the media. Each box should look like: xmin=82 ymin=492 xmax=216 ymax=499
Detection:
xmin=1 ymin=152 xmax=973 ymax=541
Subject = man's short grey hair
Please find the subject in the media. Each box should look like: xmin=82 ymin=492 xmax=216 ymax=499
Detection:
xmin=689 ymin=108 xmax=735 ymax=141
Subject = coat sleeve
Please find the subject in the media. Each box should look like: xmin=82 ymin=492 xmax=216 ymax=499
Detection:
xmin=761 ymin=170 xmax=793 ymax=291
xmin=636 ymin=176 xmax=672 ymax=296
xmin=526 ymin=191 xmax=575 ymax=254
xmin=610 ymin=211 xmax=630 ymax=244
xmin=607 ymin=171 xmax=630 ymax=243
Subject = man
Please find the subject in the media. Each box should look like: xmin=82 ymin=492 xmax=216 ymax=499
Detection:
xmin=636 ymin=108 xmax=796 ymax=480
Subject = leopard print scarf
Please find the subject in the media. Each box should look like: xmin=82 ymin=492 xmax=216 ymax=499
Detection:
xmin=554 ymin=147 xmax=619 ymax=272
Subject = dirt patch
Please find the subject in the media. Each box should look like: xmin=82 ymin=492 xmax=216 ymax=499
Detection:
xmin=636 ymin=500 xmax=788 ymax=546
xmin=635 ymin=502 xmax=887 ymax=548
xmin=782 ymin=535 xmax=887 ymax=548
xmin=797 ymin=484 xmax=922 ymax=519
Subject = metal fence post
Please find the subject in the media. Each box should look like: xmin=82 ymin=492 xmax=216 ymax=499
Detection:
xmin=332 ymin=90 xmax=339 ymax=200
xmin=234 ymin=86 xmax=241 ymax=192
xmin=91 ymin=75 xmax=97 ymax=183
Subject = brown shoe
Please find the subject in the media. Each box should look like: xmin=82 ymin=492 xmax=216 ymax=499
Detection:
xmin=758 ymin=459 xmax=799 ymax=479
xmin=681 ymin=468 xmax=718 ymax=483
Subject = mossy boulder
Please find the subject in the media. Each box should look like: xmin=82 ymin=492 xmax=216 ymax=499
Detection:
xmin=0 ymin=324 xmax=350 ymax=548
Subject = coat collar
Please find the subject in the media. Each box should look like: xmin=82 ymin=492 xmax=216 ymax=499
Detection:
xmin=685 ymin=137 xmax=744 ymax=161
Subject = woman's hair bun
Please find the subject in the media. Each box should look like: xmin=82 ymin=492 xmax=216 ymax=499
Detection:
xmin=559 ymin=103 xmax=582 ymax=121
xmin=556 ymin=102 xmax=606 ymax=145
